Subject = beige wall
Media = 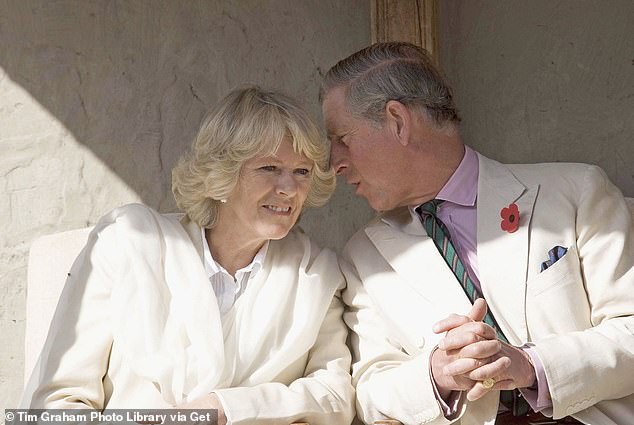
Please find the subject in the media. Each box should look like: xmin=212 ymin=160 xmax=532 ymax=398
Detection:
xmin=439 ymin=0 xmax=634 ymax=197
xmin=0 ymin=0 xmax=372 ymax=410
xmin=4 ymin=0 xmax=633 ymax=415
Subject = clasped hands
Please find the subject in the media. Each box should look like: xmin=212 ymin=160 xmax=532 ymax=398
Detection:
xmin=430 ymin=299 xmax=536 ymax=401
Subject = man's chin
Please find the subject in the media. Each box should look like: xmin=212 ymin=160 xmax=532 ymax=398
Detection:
xmin=366 ymin=197 xmax=394 ymax=213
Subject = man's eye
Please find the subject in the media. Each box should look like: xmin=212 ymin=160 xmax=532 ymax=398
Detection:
xmin=329 ymin=136 xmax=346 ymax=146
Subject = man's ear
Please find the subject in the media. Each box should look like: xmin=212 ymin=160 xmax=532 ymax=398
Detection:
xmin=385 ymin=100 xmax=411 ymax=146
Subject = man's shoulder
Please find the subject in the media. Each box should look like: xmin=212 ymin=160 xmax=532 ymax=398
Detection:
xmin=505 ymin=160 xmax=596 ymax=177
xmin=482 ymin=154 xmax=605 ymax=191
xmin=506 ymin=161 xmax=612 ymax=197
xmin=479 ymin=151 xmax=594 ymax=177
xmin=344 ymin=217 xmax=379 ymax=250
xmin=343 ymin=208 xmax=411 ymax=253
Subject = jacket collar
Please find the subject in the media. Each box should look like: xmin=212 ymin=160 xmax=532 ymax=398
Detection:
xmin=366 ymin=153 xmax=538 ymax=345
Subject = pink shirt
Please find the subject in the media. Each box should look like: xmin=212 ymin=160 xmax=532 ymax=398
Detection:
xmin=416 ymin=145 xmax=551 ymax=414
xmin=434 ymin=145 xmax=481 ymax=292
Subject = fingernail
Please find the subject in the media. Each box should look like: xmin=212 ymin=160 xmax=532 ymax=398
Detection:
xmin=432 ymin=324 xmax=440 ymax=333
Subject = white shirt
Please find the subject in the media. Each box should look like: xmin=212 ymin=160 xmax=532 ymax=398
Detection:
xmin=201 ymin=229 xmax=268 ymax=423
xmin=201 ymin=228 xmax=268 ymax=315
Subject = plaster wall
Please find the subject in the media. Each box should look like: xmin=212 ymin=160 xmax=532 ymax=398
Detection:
xmin=439 ymin=0 xmax=634 ymax=197
xmin=0 ymin=0 xmax=372 ymax=410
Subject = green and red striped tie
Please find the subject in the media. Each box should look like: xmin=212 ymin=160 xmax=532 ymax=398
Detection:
xmin=417 ymin=199 xmax=508 ymax=342
xmin=417 ymin=199 xmax=530 ymax=416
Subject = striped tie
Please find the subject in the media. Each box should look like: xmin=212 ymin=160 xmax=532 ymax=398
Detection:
xmin=417 ymin=200 xmax=507 ymax=342
xmin=417 ymin=200 xmax=530 ymax=416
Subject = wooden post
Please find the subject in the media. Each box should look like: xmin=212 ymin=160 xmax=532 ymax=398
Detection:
xmin=371 ymin=0 xmax=439 ymax=63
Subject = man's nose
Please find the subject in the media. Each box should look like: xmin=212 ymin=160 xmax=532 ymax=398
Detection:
xmin=330 ymin=143 xmax=349 ymax=176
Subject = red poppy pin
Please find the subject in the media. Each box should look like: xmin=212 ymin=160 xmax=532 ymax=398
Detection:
xmin=500 ymin=202 xmax=520 ymax=233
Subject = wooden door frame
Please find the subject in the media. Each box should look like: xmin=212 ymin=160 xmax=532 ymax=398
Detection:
xmin=371 ymin=0 xmax=438 ymax=63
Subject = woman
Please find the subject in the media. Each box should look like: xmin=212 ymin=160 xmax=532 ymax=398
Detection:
xmin=22 ymin=86 xmax=355 ymax=425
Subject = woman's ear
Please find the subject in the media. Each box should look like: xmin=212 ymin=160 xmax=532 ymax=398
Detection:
xmin=385 ymin=100 xmax=411 ymax=147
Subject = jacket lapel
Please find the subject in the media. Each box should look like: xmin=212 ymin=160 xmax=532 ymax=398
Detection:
xmin=366 ymin=208 xmax=472 ymax=320
xmin=477 ymin=155 xmax=538 ymax=345
xmin=180 ymin=215 xmax=205 ymax=261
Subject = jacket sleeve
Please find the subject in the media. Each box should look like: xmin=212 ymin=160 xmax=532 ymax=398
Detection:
xmin=214 ymin=252 xmax=355 ymax=425
xmin=531 ymin=165 xmax=634 ymax=419
xmin=340 ymin=248 xmax=458 ymax=425
xmin=22 ymin=218 xmax=120 ymax=409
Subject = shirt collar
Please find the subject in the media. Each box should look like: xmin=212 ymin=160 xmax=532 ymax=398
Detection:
xmin=200 ymin=228 xmax=268 ymax=279
xmin=435 ymin=145 xmax=479 ymax=207
xmin=408 ymin=145 xmax=479 ymax=219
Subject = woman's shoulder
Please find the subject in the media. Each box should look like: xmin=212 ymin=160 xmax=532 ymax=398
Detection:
xmin=96 ymin=203 xmax=182 ymax=231
xmin=272 ymin=227 xmax=339 ymax=273
xmin=274 ymin=227 xmax=320 ymax=253
xmin=99 ymin=202 xmax=155 ymax=221
xmin=91 ymin=203 xmax=186 ymax=246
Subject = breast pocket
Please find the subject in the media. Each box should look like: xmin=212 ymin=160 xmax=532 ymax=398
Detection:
xmin=526 ymin=245 xmax=592 ymax=338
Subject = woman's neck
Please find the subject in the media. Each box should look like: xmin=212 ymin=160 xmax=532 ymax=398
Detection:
xmin=206 ymin=226 xmax=264 ymax=277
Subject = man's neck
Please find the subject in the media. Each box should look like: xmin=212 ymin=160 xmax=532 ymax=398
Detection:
xmin=405 ymin=123 xmax=465 ymax=207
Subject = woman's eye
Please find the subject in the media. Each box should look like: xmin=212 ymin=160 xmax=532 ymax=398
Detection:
xmin=295 ymin=168 xmax=311 ymax=176
xmin=261 ymin=165 xmax=277 ymax=172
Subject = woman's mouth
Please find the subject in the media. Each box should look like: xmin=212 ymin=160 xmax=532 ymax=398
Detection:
xmin=263 ymin=205 xmax=291 ymax=214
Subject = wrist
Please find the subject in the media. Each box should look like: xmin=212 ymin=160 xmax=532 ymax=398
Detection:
xmin=430 ymin=346 xmax=453 ymax=399
xmin=521 ymin=348 xmax=537 ymax=389
xmin=217 ymin=411 xmax=227 ymax=425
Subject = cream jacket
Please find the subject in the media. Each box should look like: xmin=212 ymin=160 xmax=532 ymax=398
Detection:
xmin=342 ymin=155 xmax=634 ymax=425
xmin=22 ymin=204 xmax=355 ymax=425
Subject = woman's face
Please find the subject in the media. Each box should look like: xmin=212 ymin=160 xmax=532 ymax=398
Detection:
xmin=218 ymin=137 xmax=313 ymax=245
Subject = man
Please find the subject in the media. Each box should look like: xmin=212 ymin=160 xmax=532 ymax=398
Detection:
xmin=321 ymin=42 xmax=634 ymax=425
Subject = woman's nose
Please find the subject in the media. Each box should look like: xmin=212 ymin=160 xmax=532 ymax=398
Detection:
xmin=275 ymin=172 xmax=298 ymax=196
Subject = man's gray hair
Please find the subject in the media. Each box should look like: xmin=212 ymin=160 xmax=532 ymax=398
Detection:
xmin=321 ymin=42 xmax=460 ymax=127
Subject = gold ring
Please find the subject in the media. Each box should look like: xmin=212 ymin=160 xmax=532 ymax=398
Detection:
xmin=482 ymin=378 xmax=496 ymax=389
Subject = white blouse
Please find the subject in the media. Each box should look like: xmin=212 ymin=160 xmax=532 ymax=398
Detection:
xmin=200 ymin=228 xmax=268 ymax=315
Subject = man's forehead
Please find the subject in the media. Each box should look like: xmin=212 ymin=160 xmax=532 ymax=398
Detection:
xmin=322 ymin=85 xmax=346 ymax=105
xmin=322 ymin=88 xmax=349 ymax=128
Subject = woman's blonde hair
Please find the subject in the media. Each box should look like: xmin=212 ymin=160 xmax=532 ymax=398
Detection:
xmin=172 ymin=85 xmax=335 ymax=228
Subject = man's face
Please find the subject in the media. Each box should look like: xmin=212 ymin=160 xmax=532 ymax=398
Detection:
xmin=322 ymin=87 xmax=411 ymax=211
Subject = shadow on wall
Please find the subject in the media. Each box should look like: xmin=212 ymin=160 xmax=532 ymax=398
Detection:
xmin=0 ymin=0 xmax=374 ymax=411
xmin=0 ymin=2 xmax=235 ymax=211
xmin=0 ymin=1 xmax=360 ymax=213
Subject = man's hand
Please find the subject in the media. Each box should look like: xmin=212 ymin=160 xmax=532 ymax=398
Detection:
xmin=430 ymin=299 xmax=502 ymax=398
xmin=431 ymin=299 xmax=538 ymax=402
xmin=176 ymin=393 xmax=228 ymax=425
xmin=464 ymin=341 xmax=537 ymax=401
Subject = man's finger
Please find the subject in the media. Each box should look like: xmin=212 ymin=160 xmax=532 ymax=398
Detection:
xmin=438 ymin=322 xmax=498 ymax=350
xmin=443 ymin=357 xmax=490 ymax=376
xmin=468 ymin=298 xmax=487 ymax=322
xmin=457 ymin=339 xmax=502 ymax=359
xmin=432 ymin=313 xmax=472 ymax=334
xmin=466 ymin=378 xmax=515 ymax=401
xmin=433 ymin=299 xmax=488 ymax=334
xmin=468 ymin=356 xmax=512 ymax=381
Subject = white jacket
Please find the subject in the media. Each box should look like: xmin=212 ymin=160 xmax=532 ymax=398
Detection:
xmin=23 ymin=204 xmax=355 ymax=425
xmin=342 ymin=156 xmax=634 ymax=425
